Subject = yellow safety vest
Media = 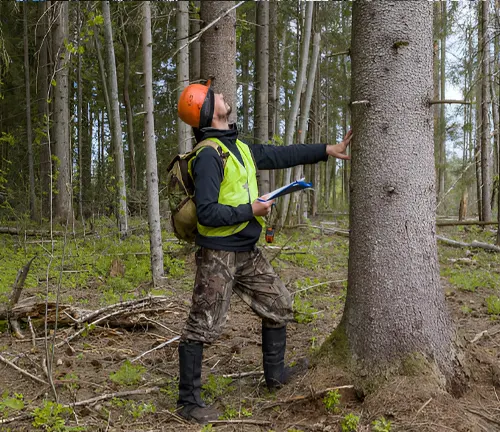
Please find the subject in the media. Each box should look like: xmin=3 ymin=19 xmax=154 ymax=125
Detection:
xmin=189 ymin=137 xmax=265 ymax=237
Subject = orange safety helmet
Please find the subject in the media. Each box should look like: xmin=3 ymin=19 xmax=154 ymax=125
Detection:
xmin=177 ymin=80 xmax=214 ymax=129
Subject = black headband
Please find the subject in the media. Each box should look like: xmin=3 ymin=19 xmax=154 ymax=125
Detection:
xmin=199 ymin=87 xmax=214 ymax=129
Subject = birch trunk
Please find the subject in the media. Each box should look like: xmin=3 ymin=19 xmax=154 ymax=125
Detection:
xmin=177 ymin=1 xmax=191 ymax=153
xmin=480 ymin=0 xmax=492 ymax=221
xmin=334 ymin=0 xmax=464 ymax=391
xmin=121 ymin=17 xmax=137 ymax=191
xmin=278 ymin=1 xmax=313 ymax=227
xmin=142 ymin=1 xmax=164 ymax=286
xmin=102 ymin=1 xmax=128 ymax=236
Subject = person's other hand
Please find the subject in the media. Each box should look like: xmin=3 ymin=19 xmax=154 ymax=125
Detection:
xmin=326 ymin=129 xmax=352 ymax=160
xmin=252 ymin=195 xmax=275 ymax=216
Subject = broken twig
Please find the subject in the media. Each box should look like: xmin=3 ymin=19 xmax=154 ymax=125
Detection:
xmin=0 ymin=353 xmax=48 ymax=386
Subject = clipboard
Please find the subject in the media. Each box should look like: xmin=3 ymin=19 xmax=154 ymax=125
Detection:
xmin=258 ymin=178 xmax=313 ymax=202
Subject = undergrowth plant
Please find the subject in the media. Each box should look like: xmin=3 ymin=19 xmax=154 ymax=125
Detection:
xmin=485 ymin=295 xmax=500 ymax=315
xmin=341 ymin=413 xmax=360 ymax=432
xmin=109 ymin=360 xmax=146 ymax=386
xmin=201 ymin=375 xmax=234 ymax=404
xmin=323 ymin=389 xmax=341 ymax=414
xmin=0 ymin=391 xmax=24 ymax=418
xmin=372 ymin=416 xmax=392 ymax=432
xmin=32 ymin=401 xmax=84 ymax=432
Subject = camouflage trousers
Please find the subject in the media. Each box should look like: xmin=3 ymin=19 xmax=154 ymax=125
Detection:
xmin=182 ymin=247 xmax=293 ymax=343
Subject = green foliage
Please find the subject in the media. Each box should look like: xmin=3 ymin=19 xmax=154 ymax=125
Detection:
xmin=323 ymin=389 xmax=341 ymax=414
xmin=159 ymin=378 xmax=178 ymax=406
xmin=0 ymin=392 xmax=24 ymax=418
xmin=111 ymin=398 xmax=156 ymax=419
xmin=201 ymin=425 xmax=213 ymax=432
xmin=32 ymin=401 xmax=84 ymax=432
xmin=201 ymin=375 xmax=234 ymax=405
xmin=61 ymin=373 xmax=79 ymax=393
xmin=485 ymin=295 xmax=500 ymax=315
xmin=372 ymin=417 xmax=392 ymax=432
xmin=109 ymin=360 xmax=146 ymax=387
xmin=341 ymin=413 xmax=360 ymax=432
xmin=219 ymin=405 xmax=251 ymax=419
xmin=442 ymin=268 xmax=500 ymax=292
xmin=293 ymin=294 xmax=319 ymax=324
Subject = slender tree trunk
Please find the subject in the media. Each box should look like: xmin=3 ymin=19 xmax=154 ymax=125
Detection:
xmin=335 ymin=1 xmax=464 ymax=391
xmin=83 ymin=102 xmax=92 ymax=218
xmin=291 ymin=31 xmax=321 ymax=219
xmin=480 ymin=0 xmax=492 ymax=221
xmin=312 ymin=58 xmax=321 ymax=216
xmin=241 ymin=51 xmax=250 ymax=136
xmin=94 ymin=28 xmax=112 ymax=135
xmin=142 ymin=1 xmax=164 ymax=286
xmin=190 ymin=1 xmax=201 ymax=83
xmin=121 ymin=17 xmax=137 ymax=191
xmin=24 ymin=0 xmax=36 ymax=221
xmin=255 ymin=0 xmax=270 ymax=194
xmin=102 ymin=0 xmax=128 ymax=236
xmin=267 ymin=1 xmax=278 ymax=193
xmin=278 ymin=1 xmax=313 ymax=227
xmin=200 ymin=1 xmax=237 ymax=124
xmin=77 ymin=2 xmax=84 ymax=224
xmin=37 ymin=1 xmax=51 ymax=220
xmin=52 ymin=1 xmax=72 ymax=223
xmin=177 ymin=1 xmax=191 ymax=153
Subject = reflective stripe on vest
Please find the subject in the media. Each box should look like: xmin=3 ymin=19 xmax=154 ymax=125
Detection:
xmin=189 ymin=137 xmax=265 ymax=237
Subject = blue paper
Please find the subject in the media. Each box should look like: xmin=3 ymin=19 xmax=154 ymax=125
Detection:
xmin=259 ymin=178 xmax=313 ymax=202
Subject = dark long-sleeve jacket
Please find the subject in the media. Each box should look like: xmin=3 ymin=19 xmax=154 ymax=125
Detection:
xmin=192 ymin=126 xmax=328 ymax=251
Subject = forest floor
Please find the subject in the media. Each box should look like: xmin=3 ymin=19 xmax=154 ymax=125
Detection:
xmin=0 ymin=217 xmax=499 ymax=432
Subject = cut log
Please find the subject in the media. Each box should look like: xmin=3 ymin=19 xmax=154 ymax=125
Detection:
xmin=436 ymin=235 xmax=500 ymax=252
xmin=436 ymin=220 xmax=498 ymax=227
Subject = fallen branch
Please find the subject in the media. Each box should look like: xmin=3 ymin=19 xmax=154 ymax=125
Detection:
xmin=436 ymin=235 xmax=500 ymax=253
xmin=0 ymin=227 xmax=94 ymax=236
xmin=78 ymin=296 xmax=172 ymax=324
xmin=470 ymin=325 xmax=500 ymax=344
xmin=0 ymin=353 xmax=48 ymax=386
xmin=292 ymin=279 xmax=347 ymax=295
xmin=7 ymin=256 xmax=37 ymax=338
xmin=261 ymin=385 xmax=354 ymax=410
xmin=130 ymin=336 xmax=180 ymax=362
xmin=437 ymin=220 xmax=498 ymax=226
xmin=222 ymin=371 xmax=264 ymax=379
xmin=210 ymin=419 xmax=271 ymax=426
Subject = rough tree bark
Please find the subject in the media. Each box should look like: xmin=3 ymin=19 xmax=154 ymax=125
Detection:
xmin=438 ymin=1 xmax=447 ymax=210
xmin=200 ymin=1 xmax=237 ymax=124
xmin=142 ymin=1 xmax=164 ymax=286
xmin=254 ymin=0 xmax=270 ymax=194
xmin=177 ymin=1 xmax=191 ymax=153
xmin=102 ymin=1 xmax=128 ymax=236
xmin=327 ymin=1 xmax=464 ymax=393
xmin=189 ymin=1 xmax=201 ymax=83
xmin=36 ymin=0 xmax=51 ymax=219
xmin=24 ymin=0 xmax=36 ymax=221
xmin=52 ymin=1 xmax=72 ymax=223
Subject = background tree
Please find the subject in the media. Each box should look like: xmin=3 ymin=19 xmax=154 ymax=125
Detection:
xmin=176 ymin=1 xmax=191 ymax=153
xmin=52 ymin=1 xmax=72 ymax=223
xmin=102 ymin=1 xmax=128 ymax=236
xmin=142 ymin=1 xmax=164 ymax=286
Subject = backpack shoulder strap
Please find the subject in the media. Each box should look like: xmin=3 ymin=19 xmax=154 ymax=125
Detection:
xmin=192 ymin=139 xmax=228 ymax=169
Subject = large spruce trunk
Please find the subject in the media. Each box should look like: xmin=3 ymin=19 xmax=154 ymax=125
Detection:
xmin=341 ymin=1 xmax=463 ymax=389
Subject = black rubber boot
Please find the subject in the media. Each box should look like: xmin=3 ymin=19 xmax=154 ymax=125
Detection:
xmin=177 ymin=340 xmax=219 ymax=424
xmin=262 ymin=325 xmax=308 ymax=391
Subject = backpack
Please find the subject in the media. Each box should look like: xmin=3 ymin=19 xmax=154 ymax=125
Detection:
xmin=166 ymin=140 xmax=228 ymax=242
